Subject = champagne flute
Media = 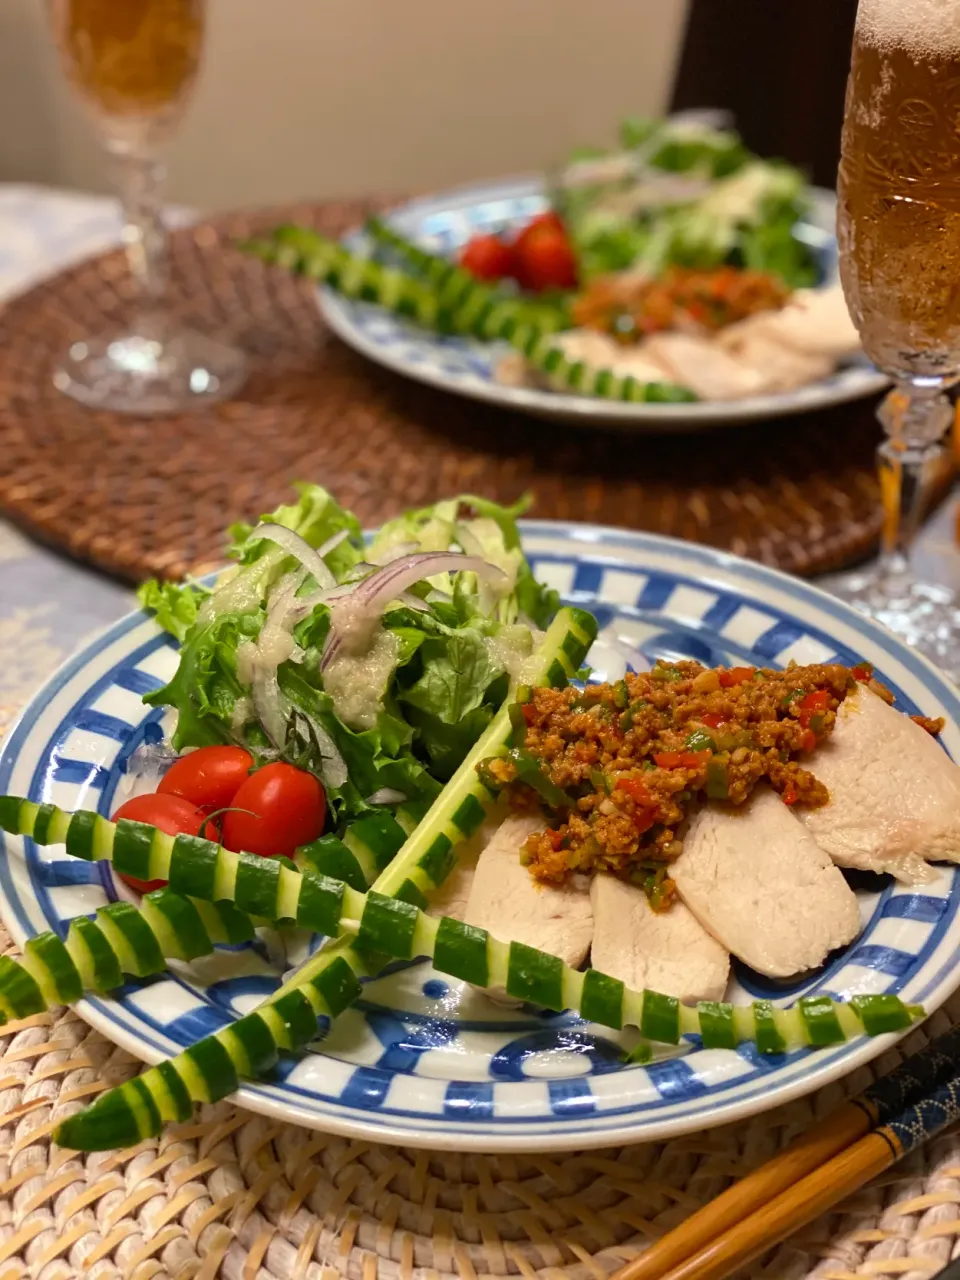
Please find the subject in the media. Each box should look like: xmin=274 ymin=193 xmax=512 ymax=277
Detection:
xmin=834 ymin=0 xmax=960 ymax=677
xmin=48 ymin=0 xmax=246 ymax=414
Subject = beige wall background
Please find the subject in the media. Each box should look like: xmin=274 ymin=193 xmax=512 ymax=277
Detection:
xmin=0 ymin=0 xmax=689 ymax=212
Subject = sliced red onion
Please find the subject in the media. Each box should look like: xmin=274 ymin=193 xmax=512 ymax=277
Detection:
xmin=365 ymin=787 xmax=407 ymax=806
xmin=322 ymin=552 xmax=506 ymax=671
xmin=252 ymin=522 xmax=336 ymax=590
xmin=252 ymin=670 xmax=290 ymax=749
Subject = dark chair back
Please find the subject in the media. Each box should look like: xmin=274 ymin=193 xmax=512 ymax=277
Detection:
xmin=670 ymin=0 xmax=858 ymax=187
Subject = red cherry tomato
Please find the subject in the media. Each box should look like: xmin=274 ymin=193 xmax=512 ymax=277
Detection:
xmin=511 ymin=221 xmax=577 ymax=292
xmin=221 ymin=762 xmax=326 ymax=859
xmin=520 ymin=210 xmax=565 ymax=236
xmin=112 ymin=793 xmax=215 ymax=893
xmin=158 ymin=745 xmax=253 ymax=810
xmin=459 ymin=233 xmax=513 ymax=282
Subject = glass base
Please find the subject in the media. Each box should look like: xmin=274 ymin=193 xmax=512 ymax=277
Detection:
xmin=830 ymin=570 xmax=960 ymax=682
xmin=54 ymin=325 xmax=247 ymax=415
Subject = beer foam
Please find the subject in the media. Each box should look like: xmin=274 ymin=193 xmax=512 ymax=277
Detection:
xmin=857 ymin=0 xmax=960 ymax=55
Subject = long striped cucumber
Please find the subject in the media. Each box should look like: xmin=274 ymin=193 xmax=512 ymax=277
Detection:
xmin=0 ymin=799 xmax=421 ymax=932
xmin=51 ymin=867 xmax=923 ymax=1150
xmin=0 ymin=889 xmax=257 ymax=1019
xmin=242 ymin=228 xmax=460 ymax=334
xmin=364 ymin=216 xmax=572 ymax=335
xmin=244 ymin=227 xmax=694 ymax=404
xmin=243 ymin=225 xmax=568 ymax=343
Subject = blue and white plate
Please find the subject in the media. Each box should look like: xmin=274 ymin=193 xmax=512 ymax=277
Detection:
xmin=1 ymin=524 xmax=958 ymax=1152
xmin=318 ymin=178 xmax=888 ymax=432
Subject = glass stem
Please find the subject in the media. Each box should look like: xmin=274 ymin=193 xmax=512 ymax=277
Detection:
xmin=875 ymin=388 xmax=953 ymax=583
xmin=113 ymin=150 xmax=168 ymax=309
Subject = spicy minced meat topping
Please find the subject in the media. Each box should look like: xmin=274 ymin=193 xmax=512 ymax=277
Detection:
xmin=483 ymin=660 xmax=915 ymax=907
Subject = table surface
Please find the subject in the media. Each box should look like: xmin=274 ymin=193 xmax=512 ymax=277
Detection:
xmin=0 ymin=182 xmax=957 ymax=736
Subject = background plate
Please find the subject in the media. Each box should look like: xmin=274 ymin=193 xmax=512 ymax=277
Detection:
xmin=0 ymin=523 xmax=958 ymax=1152
xmin=318 ymin=177 xmax=888 ymax=432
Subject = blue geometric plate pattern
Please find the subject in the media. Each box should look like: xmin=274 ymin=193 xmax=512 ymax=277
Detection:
xmin=318 ymin=178 xmax=888 ymax=432
xmin=1 ymin=524 xmax=958 ymax=1152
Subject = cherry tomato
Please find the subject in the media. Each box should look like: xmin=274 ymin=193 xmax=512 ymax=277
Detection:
xmin=221 ymin=762 xmax=325 ymax=858
xmin=158 ymin=745 xmax=253 ymax=810
xmin=112 ymin=793 xmax=215 ymax=893
xmin=459 ymin=233 xmax=513 ymax=281
xmin=511 ymin=223 xmax=578 ymax=292
xmin=520 ymin=211 xmax=565 ymax=236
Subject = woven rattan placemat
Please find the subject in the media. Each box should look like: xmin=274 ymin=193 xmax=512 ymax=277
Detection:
xmin=1 ymin=908 xmax=958 ymax=1280
xmin=0 ymin=199 xmax=906 ymax=584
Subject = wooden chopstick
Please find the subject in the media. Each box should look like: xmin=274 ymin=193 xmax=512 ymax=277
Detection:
xmin=613 ymin=1024 xmax=960 ymax=1280
xmin=658 ymin=1126 xmax=896 ymax=1280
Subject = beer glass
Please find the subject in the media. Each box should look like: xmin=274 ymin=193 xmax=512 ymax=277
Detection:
xmin=48 ymin=0 xmax=246 ymax=413
xmin=835 ymin=0 xmax=960 ymax=675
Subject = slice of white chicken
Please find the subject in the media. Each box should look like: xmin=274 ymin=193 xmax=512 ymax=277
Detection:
xmin=426 ymin=803 xmax=509 ymax=921
xmin=797 ymin=686 xmax=960 ymax=882
xmin=589 ymin=874 xmax=729 ymax=1003
xmin=642 ymin=332 xmax=771 ymax=400
xmin=673 ymin=788 xmax=861 ymax=977
xmin=463 ymin=811 xmax=594 ymax=967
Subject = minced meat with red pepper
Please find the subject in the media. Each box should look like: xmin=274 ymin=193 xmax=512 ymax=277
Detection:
xmin=480 ymin=660 xmax=939 ymax=910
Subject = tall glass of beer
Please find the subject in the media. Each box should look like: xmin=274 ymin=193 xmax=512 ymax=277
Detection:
xmin=47 ymin=0 xmax=246 ymax=413
xmin=836 ymin=0 xmax=960 ymax=674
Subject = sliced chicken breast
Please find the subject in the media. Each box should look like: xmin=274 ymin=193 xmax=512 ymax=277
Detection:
xmin=590 ymin=874 xmax=729 ymax=1003
xmin=716 ymin=326 xmax=834 ymax=392
xmin=463 ymin=811 xmax=594 ymax=967
xmin=673 ymin=788 xmax=861 ymax=977
xmin=642 ymin=332 xmax=770 ymax=400
xmin=426 ymin=803 xmax=510 ymax=921
xmin=797 ymin=686 xmax=960 ymax=882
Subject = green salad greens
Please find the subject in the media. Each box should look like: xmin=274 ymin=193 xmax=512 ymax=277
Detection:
xmin=555 ymin=114 xmax=819 ymax=288
xmin=138 ymin=486 xmax=558 ymax=821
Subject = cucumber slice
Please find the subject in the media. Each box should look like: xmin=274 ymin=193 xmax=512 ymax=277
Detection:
xmin=66 ymin=917 xmax=123 ymax=994
xmin=753 ymin=999 xmax=787 ymax=1055
xmin=95 ymin=902 xmax=164 ymax=978
xmin=111 ymin=819 xmax=159 ymax=882
xmin=22 ymin=933 xmax=82 ymax=1005
xmin=697 ymin=1001 xmax=737 ymax=1050
xmin=799 ymin=996 xmax=846 ymax=1046
xmin=140 ymin=891 xmax=213 ymax=962
xmin=227 ymin=1012 xmax=280 ymax=1077
xmin=0 ymin=955 xmax=45 ymax=1018
xmin=233 ymin=852 xmax=282 ymax=919
xmin=580 ymin=969 xmax=625 ymax=1030
xmin=192 ymin=898 xmax=257 ymax=946
xmin=852 ymin=993 xmax=916 ymax=1036
xmin=345 ymin=813 xmax=407 ymax=874
xmin=298 ymin=835 xmax=368 ymax=892
xmin=357 ymin=892 xmax=419 ymax=960
xmin=296 ymin=871 xmax=344 ymax=935
xmin=181 ymin=1036 xmax=239 ymax=1104
xmin=505 ymin=941 xmax=564 ymax=1009
xmin=640 ymin=991 xmax=681 ymax=1045
xmin=167 ymin=834 xmax=220 ymax=901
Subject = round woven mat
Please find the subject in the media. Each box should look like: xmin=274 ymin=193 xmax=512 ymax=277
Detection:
xmin=0 ymin=199 xmax=900 ymax=584
xmin=1 ymin=914 xmax=958 ymax=1280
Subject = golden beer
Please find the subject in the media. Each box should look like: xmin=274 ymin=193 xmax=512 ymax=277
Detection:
xmin=837 ymin=0 xmax=960 ymax=384
xmin=49 ymin=0 xmax=204 ymax=124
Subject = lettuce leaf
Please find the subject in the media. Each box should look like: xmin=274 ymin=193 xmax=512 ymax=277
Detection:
xmin=139 ymin=484 xmax=563 ymax=825
xmin=136 ymin=580 xmax=207 ymax=643
xmin=228 ymin=482 xmax=364 ymax=581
